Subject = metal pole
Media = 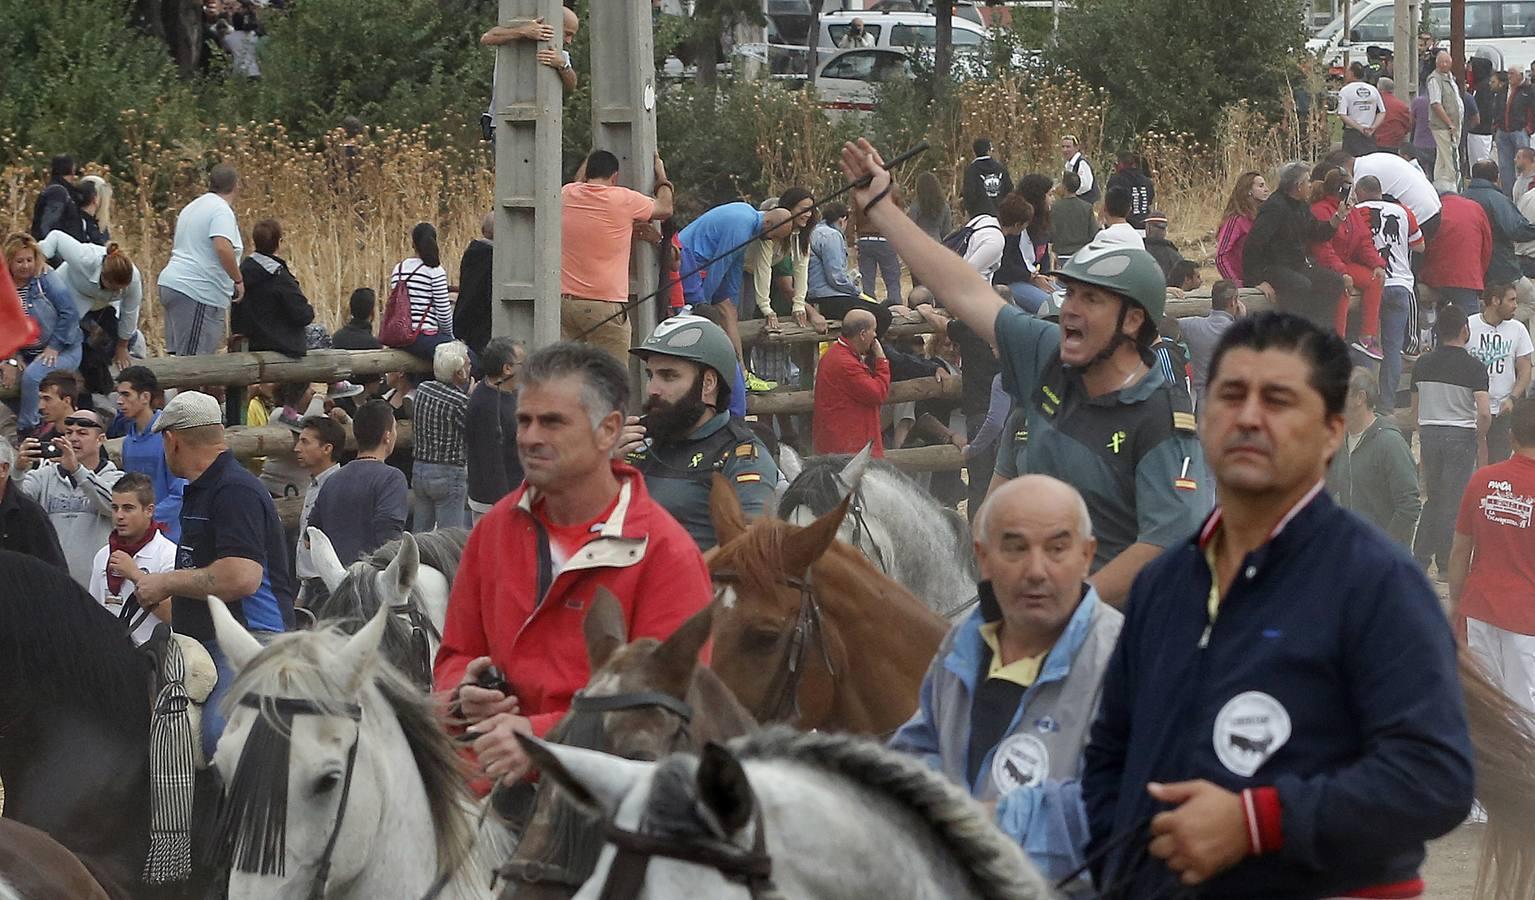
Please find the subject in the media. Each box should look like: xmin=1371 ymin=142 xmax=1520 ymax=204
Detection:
xmin=588 ymin=0 xmax=660 ymax=378
xmin=491 ymin=0 xmax=564 ymax=350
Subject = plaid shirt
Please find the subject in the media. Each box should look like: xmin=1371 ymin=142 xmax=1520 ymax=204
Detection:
xmin=413 ymin=379 xmax=469 ymax=467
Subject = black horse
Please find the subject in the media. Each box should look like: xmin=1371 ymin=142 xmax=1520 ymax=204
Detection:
xmin=0 ymin=550 xmax=217 ymax=898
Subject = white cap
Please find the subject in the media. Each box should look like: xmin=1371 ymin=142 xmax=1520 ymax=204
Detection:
xmin=151 ymin=390 xmax=223 ymax=433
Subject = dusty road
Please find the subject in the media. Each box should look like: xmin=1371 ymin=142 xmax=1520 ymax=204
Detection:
xmin=1424 ymin=824 xmax=1483 ymax=898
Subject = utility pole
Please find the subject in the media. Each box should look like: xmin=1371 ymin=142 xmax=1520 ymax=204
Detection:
xmin=1451 ymin=0 xmax=1465 ymax=78
xmin=490 ymin=0 xmax=564 ymax=350
xmin=588 ymin=0 xmax=661 ymax=366
xmin=1393 ymin=0 xmax=1415 ymax=100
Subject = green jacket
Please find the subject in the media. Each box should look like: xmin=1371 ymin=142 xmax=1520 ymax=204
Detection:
xmin=1327 ymin=415 xmax=1421 ymax=547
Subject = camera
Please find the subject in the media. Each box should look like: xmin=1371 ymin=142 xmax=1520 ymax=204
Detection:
xmin=476 ymin=665 xmax=510 ymax=695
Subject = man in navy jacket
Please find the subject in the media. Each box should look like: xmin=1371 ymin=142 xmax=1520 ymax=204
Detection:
xmin=1082 ymin=311 xmax=1473 ymax=898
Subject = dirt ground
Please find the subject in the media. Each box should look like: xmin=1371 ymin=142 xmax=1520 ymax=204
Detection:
xmin=1424 ymin=824 xmax=1484 ymax=898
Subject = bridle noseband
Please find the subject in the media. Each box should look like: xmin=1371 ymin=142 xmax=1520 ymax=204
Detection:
xmin=711 ymin=568 xmax=836 ymax=727
xmin=594 ymin=802 xmax=776 ymax=900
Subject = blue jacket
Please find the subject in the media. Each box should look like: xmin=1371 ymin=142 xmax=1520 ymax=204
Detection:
xmin=807 ymin=222 xmax=859 ymax=299
xmin=121 ymin=411 xmax=185 ymax=542
xmin=1082 ymin=490 xmax=1473 ymax=898
xmin=889 ymin=586 xmax=1122 ymax=890
xmin=1465 ymin=177 xmax=1535 ymax=284
xmin=22 ymin=273 xmax=82 ymax=353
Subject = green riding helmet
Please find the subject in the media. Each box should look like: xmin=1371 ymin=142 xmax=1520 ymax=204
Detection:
xmin=631 ymin=314 xmax=739 ymax=385
xmin=1045 ymin=239 xmax=1168 ymax=321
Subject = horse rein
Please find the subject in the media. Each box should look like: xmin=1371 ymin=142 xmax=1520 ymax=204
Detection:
xmin=593 ymin=800 xmax=776 ymax=900
xmin=833 ymin=473 xmax=889 ymax=575
xmin=711 ymin=568 xmax=836 ymax=727
xmin=390 ymin=596 xmax=441 ymax=691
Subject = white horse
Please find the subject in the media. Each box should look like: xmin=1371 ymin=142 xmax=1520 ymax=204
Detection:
xmin=520 ymin=726 xmax=1050 ymax=900
xmin=307 ymin=528 xmax=465 ymax=688
xmin=208 ymin=598 xmax=512 ymax=899
xmin=777 ymin=445 xmax=978 ymax=617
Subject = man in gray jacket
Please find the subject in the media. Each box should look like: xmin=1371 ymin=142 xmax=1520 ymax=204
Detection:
xmin=888 ymin=474 xmax=1123 ymax=893
xmin=1328 ymin=368 xmax=1421 ymax=548
xmin=1464 ymin=159 xmax=1535 ymax=289
xmin=18 ymin=407 xmax=123 ymax=586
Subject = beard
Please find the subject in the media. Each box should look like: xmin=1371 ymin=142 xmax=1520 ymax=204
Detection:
xmin=643 ymin=374 xmax=711 ymax=443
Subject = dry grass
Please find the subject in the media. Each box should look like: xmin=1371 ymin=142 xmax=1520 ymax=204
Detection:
xmin=0 ymin=118 xmax=492 ymax=353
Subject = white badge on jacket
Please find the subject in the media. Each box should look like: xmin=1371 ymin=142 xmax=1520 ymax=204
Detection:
xmin=1213 ymin=691 xmax=1292 ymax=778
xmin=992 ymin=733 xmax=1051 ymax=794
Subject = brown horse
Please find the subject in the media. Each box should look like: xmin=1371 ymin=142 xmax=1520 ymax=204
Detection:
xmin=0 ymin=818 xmax=120 ymax=900
xmin=497 ymin=588 xmax=756 ymax=900
xmin=707 ymin=474 xmax=949 ymax=735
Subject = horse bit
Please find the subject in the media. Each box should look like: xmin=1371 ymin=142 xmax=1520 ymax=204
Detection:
xmin=710 ymin=567 xmax=836 ymax=727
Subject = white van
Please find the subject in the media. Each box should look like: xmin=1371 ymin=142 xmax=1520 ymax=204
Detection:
xmin=815 ymin=10 xmax=989 ymax=65
xmin=1310 ymin=0 xmax=1535 ymax=75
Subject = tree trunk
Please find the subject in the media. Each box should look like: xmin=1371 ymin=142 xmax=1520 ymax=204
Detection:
xmin=935 ymin=0 xmax=953 ymax=92
xmin=694 ymin=13 xmax=719 ymax=85
xmin=808 ymin=0 xmax=825 ymax=84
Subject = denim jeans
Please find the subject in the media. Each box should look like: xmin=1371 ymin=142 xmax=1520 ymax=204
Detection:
xmin=201 ymin=632 xmax=278 ymax=759
xmin=1438 ymin=287 xmax=1482 ymax=319
xmin=857 ymin=237 xmax=902 ymax=306
xmin=412 ymin=460 xmax=468 ymax=531
xmin=19 ymin=343 xmax=84 ymax=431
xmin=1378 ymin=285 xmax=1412 ymax=412
xmin=1413 ymin=425 xmax=1479 ymax=572
xmin=405 ymin=331 xmax=456 ymax=363
xmin=1008 ymin=281 xmax=1050 ymax=314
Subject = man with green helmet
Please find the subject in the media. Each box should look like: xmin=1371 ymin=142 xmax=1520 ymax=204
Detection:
xmin=619 ymin=315 xmax=780 ymax=549
xmin=840 ymin=138 xmax=1211 ymax=605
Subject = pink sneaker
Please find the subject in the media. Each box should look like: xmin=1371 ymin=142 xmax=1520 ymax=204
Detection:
xmin=1352 ymin=335 xmax=1384 ymax=361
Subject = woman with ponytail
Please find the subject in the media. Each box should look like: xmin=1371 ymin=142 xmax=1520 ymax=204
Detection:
xmin=36 ymin=229 xmax=142 ymax=371
xmin=390 ymin=222 xmax=455 ymax=362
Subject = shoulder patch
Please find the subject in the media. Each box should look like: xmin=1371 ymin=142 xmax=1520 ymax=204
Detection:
xmin=1173 ymin=411 xmax=1197 ymax=433
xmin=735 ymin=472 xmax=763 ymax=484
xmin=734 ymin=442 xmax=758 ymax=460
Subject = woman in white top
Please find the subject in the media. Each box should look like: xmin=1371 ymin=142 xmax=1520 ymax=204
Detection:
xmin=37 ymin=230 xmax=145 ymax=369
xmin=390 ymin=222 xmax=455 ymax=362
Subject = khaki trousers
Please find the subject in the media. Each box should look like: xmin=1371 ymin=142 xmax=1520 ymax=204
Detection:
xmin=560 ymin=296 xmax=631 ymax=364
xmin=1432 ymin=126 xmax=1459 ymax=186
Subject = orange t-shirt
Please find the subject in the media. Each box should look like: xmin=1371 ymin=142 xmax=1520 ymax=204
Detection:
xmin=560 ymin=182 xmax=657 ymax=302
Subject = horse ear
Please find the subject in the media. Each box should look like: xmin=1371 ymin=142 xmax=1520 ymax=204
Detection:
xmin=207 ymin=595 xmax=263 ymax=671
xmin=696 ymin=742 xmax=755 ymax=836
xmin=651 ymin=604 xmax=712 ymax=698
xmin=584 ymin=587 xmax=628 ymax=671
xmin=517 ymin=734 xmax=650 ymax=816
xmin=335 ymin=603 xmax=391 ymax=694
xmin=779 ymin=444 xmax=803 ymax=482
xmin=307 ymin=526 xmax=348 ymax=594
xmin=710 ymin=472 xmax=749 ymax=545
xmin=382 ymin=532 xmax=420 ymax=606
xmin=782 ymin=494 xmax=851 ymax=574
xmin=838 ymin=443 xmax=873 ymax=490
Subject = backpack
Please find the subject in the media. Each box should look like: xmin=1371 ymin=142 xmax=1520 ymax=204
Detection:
xmin=379 ymin=264 xmax=431 ymax=348
xmin=941 ymin=219 xmax=1002 ymax=257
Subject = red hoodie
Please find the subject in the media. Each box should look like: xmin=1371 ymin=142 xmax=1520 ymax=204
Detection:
xmin=433 ymin=462 xmax=712 ymax=741
xmin=1310 ymin=195 xmax=1386 ymax=274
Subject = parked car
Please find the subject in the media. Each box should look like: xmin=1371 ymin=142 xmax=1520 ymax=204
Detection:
xmin=813 ymin=47 xmax=915 ymax=116
xmin=814 ymin=9 xmax=988 ymax=65
xmin=1309 ymin=0 xmax=1535 ymax=78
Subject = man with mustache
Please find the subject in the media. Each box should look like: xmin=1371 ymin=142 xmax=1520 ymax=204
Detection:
xmin=839 ymin=138 xmax=1210 ymax=607
xmin=1082 ymin=312 xmax=1472 ymax=898
xmin=618 ymin=315 xmax=779 ymax=550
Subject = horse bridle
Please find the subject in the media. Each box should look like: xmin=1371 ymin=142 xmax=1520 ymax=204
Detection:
xmin=833 ymin=474 xmax=888 ymax=575
xmin=591 ymin=801 xmax=776 ymax=900
xmin=496 ymin=688 xmax=696 ymax=890
xmin=390 ymin=596 xmax=441 ymax=691
xmin=711 ymin=568 xmax=836 ymax=727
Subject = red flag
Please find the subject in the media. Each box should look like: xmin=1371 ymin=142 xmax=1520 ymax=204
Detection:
xmin=0 ymin=260 xmax=38 ymax=359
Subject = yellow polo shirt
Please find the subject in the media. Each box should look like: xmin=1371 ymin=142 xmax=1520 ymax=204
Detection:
xmin=979 ymin=622 xmax=1047 ymax=687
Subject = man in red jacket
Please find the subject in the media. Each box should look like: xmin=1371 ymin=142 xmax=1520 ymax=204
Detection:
xmin=813 ymin=308 xmax=891 ymax=456
xmin=1422 ymin=191 xmax=1493 ymax=318
xmin=433 ymin=342 xmax=712 ymax=785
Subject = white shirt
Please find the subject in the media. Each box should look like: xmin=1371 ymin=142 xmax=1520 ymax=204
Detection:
xmin=295 ymin=463 xmax=340 ymax=579
xmin=1517 ymin=189 xmax=1535 ymax=258
xmin=1356 ymin=199 xmax=1421 ymax=290
xmin=1067 ymin=152 xmax=1095 ymax=196
xmin=1352 ymin=153 xmax=1443 ymax=226
xmin=960 ymin=215 xmax=1005 ymax=281
xmin=156 ymin=192 xmax=242 ymax=308
xmin=223 ymin=29 xmax=261 ymax=78
xmin=1469 ymin=314 xmax=1534 ymax=411
xmin=1338 ymin=81 xmax=1385 ymax=130
xmin=87 ymin=531 xmax=179 ymax=646
xmin=1096 ymin=221 xmax=1146 ymax=249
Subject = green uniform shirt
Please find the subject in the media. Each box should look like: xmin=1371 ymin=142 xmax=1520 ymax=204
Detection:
xmin=993 ymin=304 xmax=1212 ymax=569
xmin=627 ymin=412 xmax=779 ymax=550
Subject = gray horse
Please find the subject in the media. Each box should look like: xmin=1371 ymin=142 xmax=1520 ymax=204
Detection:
xmin=777 ymin=444 xmax=977 ymax=617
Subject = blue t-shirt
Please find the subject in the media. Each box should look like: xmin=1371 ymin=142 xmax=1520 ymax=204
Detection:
xmin=173 ymin=450 xmax=292 ymax=642
xmin=679 ymin=202 xmax=764 ymax=262
xmin=121 ymin=411 xmax=186 ymax=542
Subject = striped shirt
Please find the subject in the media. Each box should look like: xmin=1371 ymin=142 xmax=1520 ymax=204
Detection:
xmin=390 ymin=258 xmax=453 ymax=337
xmin=413 ymin=379 xmax=469 ymax=467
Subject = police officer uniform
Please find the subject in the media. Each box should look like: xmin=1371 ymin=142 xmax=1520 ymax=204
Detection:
xmin=628 ymin=316 xmax=780 ymax=549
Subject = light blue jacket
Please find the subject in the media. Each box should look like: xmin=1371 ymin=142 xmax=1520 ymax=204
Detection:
xmin=807 ymin=222 xmax=859 ymax=299
xmin=22 ymin=272 xmax=82 ymax=353
xmin=888 ymin=585 xmax=1123 ymax=892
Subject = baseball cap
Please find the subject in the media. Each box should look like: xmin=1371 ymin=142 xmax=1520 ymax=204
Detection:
xmin=151 ymin=391 xmax=223 ymax=433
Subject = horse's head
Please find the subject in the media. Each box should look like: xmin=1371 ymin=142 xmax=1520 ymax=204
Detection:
xmin=708 ymin=474 xmax=851 ymax=727
xmin=209 ymin=598 xmax=473 ymax=899
xmin=775 ymin=443 xmax=872 ymax=529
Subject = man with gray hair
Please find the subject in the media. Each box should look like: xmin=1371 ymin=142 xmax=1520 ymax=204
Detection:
xmin=889 ymin=474 xmax=1124 ymax=892
xmin=0 ymin=436 xmax=66 ymax=569
xmin=157 ymin=164 xmax=243 ymax=357
xmin=1243 ymin=161 xmax=1349 ymax=330
xmin=1426 ymin=49 xmax=1464 ymax=187
xmin=434 ymin=342 xmax=713 ymax=789
xmin=1328 ymin=368 xmax=1421 ymax=547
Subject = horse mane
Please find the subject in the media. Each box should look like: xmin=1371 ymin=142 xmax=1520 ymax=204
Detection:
xmin=713 ymin=518 xmax=795 ymax=598
xmin=0 ymin=551 xmax=150 ymax=729
xmin=223 ymin=625 xmax=475 ymax=881
xmin=729 ymin=726 xmax=1042 ymax=900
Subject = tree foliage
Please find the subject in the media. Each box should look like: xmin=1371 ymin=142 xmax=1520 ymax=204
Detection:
xmin=1053 ymin=0 xmax=1308 ymax=140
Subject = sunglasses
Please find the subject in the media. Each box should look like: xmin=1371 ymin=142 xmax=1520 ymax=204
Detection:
xmin=63 ymin=416 xmax=104 ymax=429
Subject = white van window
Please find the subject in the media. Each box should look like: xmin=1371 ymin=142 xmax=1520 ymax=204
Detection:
xmin=1500 ymin=2 xmax=1535 ymax=36
xmin=1422 ymin=2 xmax=1500 ymax=39
xmin=822 ymin=50 xmax=909 ymax=82
xmin=888 ymin=23 xmax=983 ymax=46
xmin=1351 ymin=5 xmax=1395 ymax=42
xmin=825 ymin=24 xmax=884 ymax=46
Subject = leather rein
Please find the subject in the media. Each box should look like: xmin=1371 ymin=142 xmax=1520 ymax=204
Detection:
xmin=710 ymin=567 xmax=836 ymax=727
xmin=593 ymin=801 xmax=776 ymax=900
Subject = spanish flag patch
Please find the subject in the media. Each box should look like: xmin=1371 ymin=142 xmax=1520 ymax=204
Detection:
xmin=736 ymin=473 xmax=763 ymax=484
